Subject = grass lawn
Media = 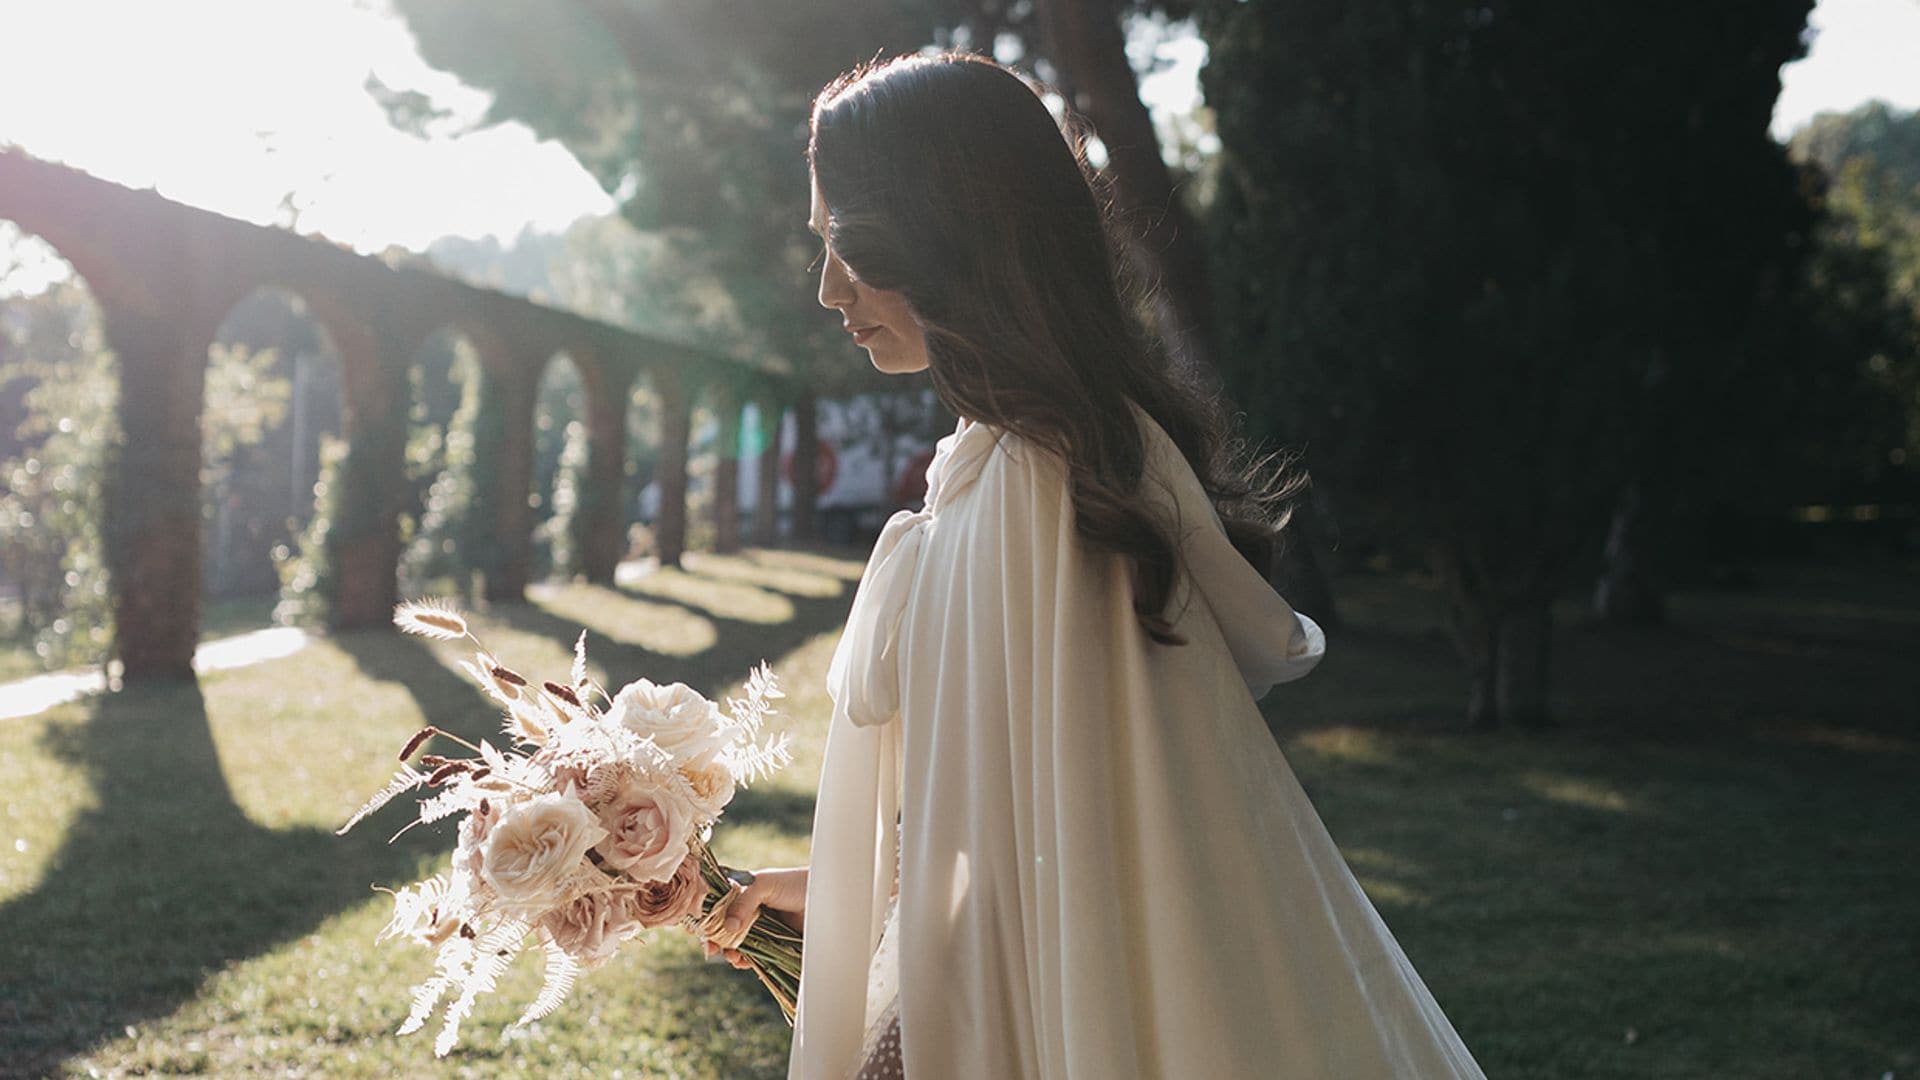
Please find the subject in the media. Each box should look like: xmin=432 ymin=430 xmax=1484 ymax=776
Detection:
xmin=1 ymin=549 xmax=1914 ymax=1078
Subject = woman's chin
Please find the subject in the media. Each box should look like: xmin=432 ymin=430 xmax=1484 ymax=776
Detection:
xmin=872 ymin=355 xmax=928 ymax=375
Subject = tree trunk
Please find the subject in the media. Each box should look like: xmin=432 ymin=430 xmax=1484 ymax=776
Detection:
xmin=1494 ymin=596 xmax=1553 ymax=730
xmin=791 ymin=390 xmax=819 ymax=544
xmin=1440 ymin=545 xmax=1554 ymax=730
xmin=1593 ymin=477 xmax=1667 ymax=626
xmin=1035 ymin=0 xmax=1219 ymax=384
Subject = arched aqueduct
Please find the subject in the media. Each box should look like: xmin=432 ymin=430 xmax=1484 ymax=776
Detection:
xmin=0 ymin=150 xmax=798 ymax=682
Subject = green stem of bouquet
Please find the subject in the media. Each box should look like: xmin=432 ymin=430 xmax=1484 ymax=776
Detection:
xmin=689 ymin=835 xmax=804 ymax=1025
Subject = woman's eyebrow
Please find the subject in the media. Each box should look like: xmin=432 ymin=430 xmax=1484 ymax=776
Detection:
xmin=806 ymin=219 xmax=824 ymax=236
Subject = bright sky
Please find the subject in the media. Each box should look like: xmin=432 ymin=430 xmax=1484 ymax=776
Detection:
xmin=1773 ymin=0 xmax=1920 ymax=139
xmin=0 ymin=0 xmax=613 ymax=256
xmin=0 ymin=0 xmax=1914 ymax=293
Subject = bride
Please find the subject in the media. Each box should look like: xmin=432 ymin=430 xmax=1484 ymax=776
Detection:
xmin=704 ymin=50 xmax=1487 ymax=1080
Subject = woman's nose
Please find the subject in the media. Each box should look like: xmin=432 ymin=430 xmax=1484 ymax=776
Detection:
xmin=817 ymin=251 xmax=856 ymax=311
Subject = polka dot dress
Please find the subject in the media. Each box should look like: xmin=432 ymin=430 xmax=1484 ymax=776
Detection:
xmin=853 ymin=995 xmax=904 ymax=1079
xmin=852 ymin=833 xmax=905 ymax=1078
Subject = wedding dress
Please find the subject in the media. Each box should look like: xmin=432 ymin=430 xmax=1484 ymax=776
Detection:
xmin=791 ymin=399 xmax=1486 ymax=1080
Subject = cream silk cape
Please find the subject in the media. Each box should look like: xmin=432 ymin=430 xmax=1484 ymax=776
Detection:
xmin=789 ymin=401 xmax=1485 ymax=1079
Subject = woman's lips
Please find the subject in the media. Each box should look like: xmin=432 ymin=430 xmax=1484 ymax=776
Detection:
xmin=850 ymin=324 xmax=882 ymax=345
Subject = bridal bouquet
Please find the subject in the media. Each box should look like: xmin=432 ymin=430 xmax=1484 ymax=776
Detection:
xmin=337 ymin=598 xmax=803 ymax=1056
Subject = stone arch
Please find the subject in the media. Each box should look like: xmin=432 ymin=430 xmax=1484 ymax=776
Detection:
xmin=531 ymin=348 xmax=590 ymax=581
xmin=568 ymin=347 xmax=641 ymax=585
xmin=741 ymin=385 xmax=792 ymax=547
xmin=400 ymin=321 xmax=511 ymax=604
xmin=203 ymin=285 xmax=345 ymax=605
xmin=691 ymin=371 xmax=762 ymax=556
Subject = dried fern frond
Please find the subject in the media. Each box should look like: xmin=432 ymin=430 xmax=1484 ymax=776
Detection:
xmin=393 ymin=598 xmax=470 ymax=641
xmin=723 ymin=661 xmax=785 ymax=741
xmin=375 ymin=874 xmax=454 ymax=945
xmin=416 ymin=784 xmax=478 ymax=828
xmin=398 ymin=933 xmax=474 ymax=1037
xmin=727 ymin=731 xmax=795 ymax=788
xmin=512 ymin=936 xmax=582 ymax=1031
xmin=337 ymin=764 xmax=426 ymax=836
xmin=436 ymin=917 xmax=529 ymax=1057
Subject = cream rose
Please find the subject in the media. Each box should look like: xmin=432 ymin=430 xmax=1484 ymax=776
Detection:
xmin=606 ymin=679 xmax=728 ymax=762
xmin=676 ymin=750 xmax=737 ymax=820
xmin=593 ymin=777 xmax=695 ymax=884
xmin=479 ymin=794 xmax=606 ymax=912
xmin=628 ymin=851 xmax=708 ymax=930
xmin=541 ymin=889 xmax=637 ymax=966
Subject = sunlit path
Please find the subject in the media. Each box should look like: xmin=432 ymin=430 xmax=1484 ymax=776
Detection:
xmin=0 ymin=626 xmax=312 ymax=721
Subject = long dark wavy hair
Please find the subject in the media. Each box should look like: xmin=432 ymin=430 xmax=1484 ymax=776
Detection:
xmin=809 ymin=50 xmax=1306 ymax=646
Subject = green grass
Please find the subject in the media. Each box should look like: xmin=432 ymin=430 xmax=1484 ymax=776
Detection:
xmin=1 ymin=551 xmax=1914 ymax=1078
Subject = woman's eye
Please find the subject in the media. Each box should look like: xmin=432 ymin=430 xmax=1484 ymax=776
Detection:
xmin=807 ymin=242 xmax=827 ymax=274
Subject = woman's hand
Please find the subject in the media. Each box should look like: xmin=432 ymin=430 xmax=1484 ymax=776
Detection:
xmin=704 ymin=865 xmax=808 ymax=970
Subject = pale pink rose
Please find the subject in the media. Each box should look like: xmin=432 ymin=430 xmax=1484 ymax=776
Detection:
xmin=627 ymin=851 xmax=707 ymax=929
xmin=606 ymin=679 xmax=728 ymax=762
xmin=593 ymin=777 xmax=695 ymax=884
xmin=480 ymin=794 xmax=606 ymax=912
xmin=541 ymin=889 xmax=638 ymax=966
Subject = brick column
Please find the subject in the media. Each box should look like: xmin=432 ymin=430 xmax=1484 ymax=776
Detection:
xmin=753 ymin=395 xmax=783 ymax=546
xmin=711 ymin=385 xmax=743 ymax=555
xmin=478 ymin=355 xmax=540 ymax=603
xmin=324 ymin=320 xmax=414 ymax=630
xmin=575 ymin=360 xmax=633 ymax=584
xmin=653 ymin=369 xmax=692 ymax=569
xmin=99 ymin=302 xmax=216 ymax=680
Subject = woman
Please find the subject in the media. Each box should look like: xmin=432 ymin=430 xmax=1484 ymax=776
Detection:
xmin=704 ymin=51 xmax=1486 ymax=1080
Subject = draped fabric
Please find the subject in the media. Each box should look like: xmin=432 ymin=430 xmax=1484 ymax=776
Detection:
xmin=788 ymin=400 xmax=1485 ymax=1079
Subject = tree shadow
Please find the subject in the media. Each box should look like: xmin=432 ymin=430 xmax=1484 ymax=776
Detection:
xmin=489 ymin=576 xmax=855 ymax=705
xmin=0 ymin=680 xmax=449 ymax=1076
xmin=333 ymin=627 xmax=504 ymax=744
xmin=0 ymin=551 xmax=866 ymax=1076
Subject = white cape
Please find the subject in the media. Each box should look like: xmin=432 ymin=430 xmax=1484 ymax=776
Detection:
xmin=789 ymin=400 xmax=1485 ymax=1079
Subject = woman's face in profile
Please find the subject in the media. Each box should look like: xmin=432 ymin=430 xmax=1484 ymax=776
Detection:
xmin=809 ymin=172 xmax=929 ymax=375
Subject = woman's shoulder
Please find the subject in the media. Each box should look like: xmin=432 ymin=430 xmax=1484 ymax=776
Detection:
xmin=955 ymin=399 xmax=1184 ymax=506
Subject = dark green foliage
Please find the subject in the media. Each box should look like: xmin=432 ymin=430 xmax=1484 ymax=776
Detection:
xmin=274 ymin=432 xmax=345 ymax=627
xmin=388 ymin=1 xmax=960 ymax=397
xmin=402 ymin=341 xmax=489 ymax=601
xmin=1790 ymin=103 xmax=1920 ymax=488
xmin=0 ymin=281 xmax=117 ymax=667
xmin=1196 ymin=0 xmax=1816 ymax=725
xmin=533 ymin=358 xmax=591 ymax=579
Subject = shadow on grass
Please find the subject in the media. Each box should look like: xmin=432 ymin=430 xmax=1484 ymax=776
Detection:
xmin=0 ymin=548 xmax=867 ymax=1078
xmin=0 ymin=679 xmax=449 ymax=1077
xmin=487 ymin=565 xmax=857 ymax=708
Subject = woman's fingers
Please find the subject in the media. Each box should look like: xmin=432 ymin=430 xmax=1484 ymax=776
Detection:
xmin=721 ymin=878 xmax=769 ymax=944
xmin=702 ymin=939 xmax=749 ymax=967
